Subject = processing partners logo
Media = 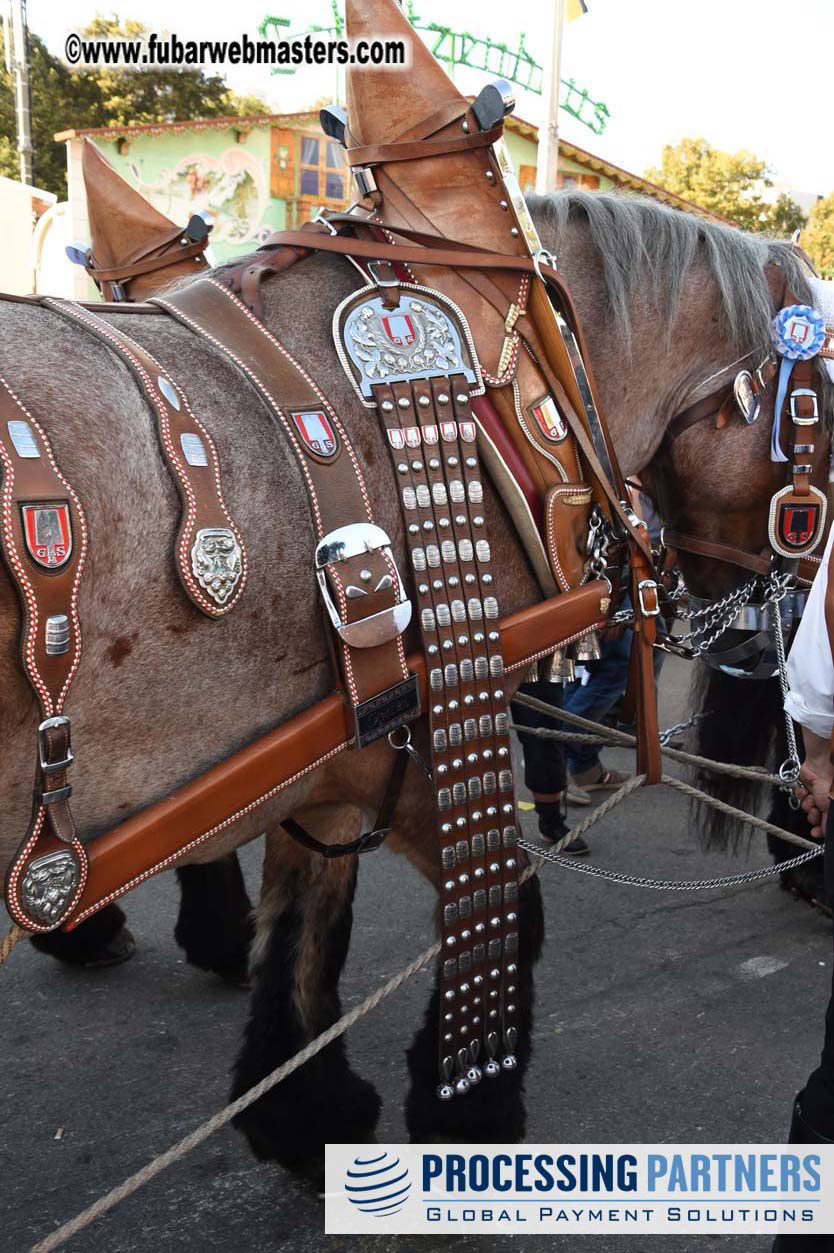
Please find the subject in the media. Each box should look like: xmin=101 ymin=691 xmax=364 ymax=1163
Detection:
xmin=344 ymin=1150 xmax=412 ymax=1217
xmin=326 ymin=1143 xmax=834 ymax=1235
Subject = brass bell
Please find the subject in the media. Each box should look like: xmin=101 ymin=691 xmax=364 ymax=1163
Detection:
xmin=522 ymin=659 xmax=541 ymax=684
xmin=544 ymin=649 xmax=575 ymax=684
xmin=570 ymin=629 xmax=602 ymax=663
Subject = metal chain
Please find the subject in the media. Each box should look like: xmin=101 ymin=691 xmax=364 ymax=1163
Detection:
xmin=675 ymin=576 xmax=759 ymax=653
xmin=768 ymin=572 xmax=802 ymax=794
xmin=659 ymin=711 xmax=706 ymax=746
xmin=520 ymin=837 xmax=821 ymax=891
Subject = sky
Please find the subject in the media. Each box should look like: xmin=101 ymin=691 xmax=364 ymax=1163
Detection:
xmin=25 ymin=0 xmax=834 ymax=197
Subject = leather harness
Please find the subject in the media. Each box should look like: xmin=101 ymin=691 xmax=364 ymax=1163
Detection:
xmin=0 ymin=81 xmax=690 ymax=1094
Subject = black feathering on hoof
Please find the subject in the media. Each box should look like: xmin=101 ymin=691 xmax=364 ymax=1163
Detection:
xmin=174 ymin=854 xmax=254 ymax=985
xmin=30 ymin=902 xmax=135 ymax=969
xmin=231 ymin=860 xmax=381 ymax=1169
xmin=405 ymin=873 xmax=545 ymax=1144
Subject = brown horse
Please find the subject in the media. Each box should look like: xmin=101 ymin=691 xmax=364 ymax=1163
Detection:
xmin=1 ymin=191 xmax=823 ymax=1164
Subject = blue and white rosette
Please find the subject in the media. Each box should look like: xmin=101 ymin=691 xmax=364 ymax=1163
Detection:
xmin=770 ymin=304 xmax=825 ymax=461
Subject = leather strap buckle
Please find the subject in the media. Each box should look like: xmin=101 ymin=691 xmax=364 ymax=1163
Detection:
xmin=312 ymin=211 xmax=338 ymax=236
xmin=790 ymin=388 xmax=818 ymax=424
xmin=353 ymin=826 xmax=389 ymax=854
xmin=637 ymin=578 xmax=661 ymax=617
xmin=315 ymin=523 xmax=412 ymax=648
xmin=38 ymin=716 xmax=73 ymax=773
xmin=367 ymin=259 xmax=399 ymax=289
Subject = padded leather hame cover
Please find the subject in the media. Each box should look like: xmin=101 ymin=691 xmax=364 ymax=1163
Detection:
xmin=82 ymin=138 xmax=209 ymax=300
xmin=345 ymin=0 xmax=590 ymax=592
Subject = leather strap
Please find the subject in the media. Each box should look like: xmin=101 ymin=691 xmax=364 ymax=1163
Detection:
xmin=0 ymin=378 xmax=90 ymax=931
xmin=664 ymin=529 xmax=774 ymax=577
xmin=43 ymin=298 xmax=248 ymax=618
xmin=658 ymin=387 xmax=734 ymax=456
xmin=346 ymin=124 xmax=504 ymax=167
xmin=87 ymin=238 xmax=208 ymax=285
xmin=156 ymin=278 xmax=414 ymax=733
xmin=281 ymin=746 xmax=409 ymax=857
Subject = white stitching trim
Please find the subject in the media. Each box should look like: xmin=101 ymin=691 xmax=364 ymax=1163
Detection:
xmin=0 ymin=373 xmax=89 ymax=713
xmin=546 ymin=483 xmax=592 ymax=593
xmin=69 ymin=739 xmax=349 ymax=926
xmin=48 ymin=301 xmax=243 ymax=618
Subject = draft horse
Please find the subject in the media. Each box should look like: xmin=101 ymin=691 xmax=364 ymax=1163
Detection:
xmin=1 ymin=191 xmax=824 ymax=1164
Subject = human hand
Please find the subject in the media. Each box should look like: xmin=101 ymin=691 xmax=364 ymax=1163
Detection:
xmin=797 ymin=758 xmax=833 ymax=840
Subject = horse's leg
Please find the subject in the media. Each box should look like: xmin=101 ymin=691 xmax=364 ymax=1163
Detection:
xmin=232 ymin=810 xmax=380 ymax=1175
xmin=400 ymin=830 xmax=546 ymax=1143
xmin=29 ymin=902 xmax=135 ymax=968
xmin=174 ymin=853 xmax=254 ymax=986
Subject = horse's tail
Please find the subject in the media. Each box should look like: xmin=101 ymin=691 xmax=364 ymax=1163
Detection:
xmin=688 ymin=662 xmax=783 ymax=851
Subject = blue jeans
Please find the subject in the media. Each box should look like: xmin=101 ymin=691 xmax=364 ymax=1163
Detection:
xmin=563 ymin=629 xmax=633 ymax=775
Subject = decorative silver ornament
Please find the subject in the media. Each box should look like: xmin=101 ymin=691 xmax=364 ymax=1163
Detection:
xmin=20 ymin=850 xmax=80 ymax=925
xmin=191 ymin=528 xmax=242 ymax=606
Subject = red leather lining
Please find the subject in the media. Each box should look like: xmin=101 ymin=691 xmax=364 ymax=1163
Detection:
xmin=471 ymin=391 xmax=543 ymax=530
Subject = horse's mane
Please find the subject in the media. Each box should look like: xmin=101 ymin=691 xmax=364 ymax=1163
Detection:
xmin=527 ymin=190 xmax=812 ymax=350
xmin=198 ymin=190 xmax=811 ymax=358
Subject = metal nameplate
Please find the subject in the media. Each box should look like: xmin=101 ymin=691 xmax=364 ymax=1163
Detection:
xmin=180 ymin=432 xmax=208 ymax=466
xmin=7 ymin=420 xmax=40 ymax=459
xmin=354 ymin=673 xmax=420 ymax=749
xmin=333 ymin=284 xmax=483 ymax=408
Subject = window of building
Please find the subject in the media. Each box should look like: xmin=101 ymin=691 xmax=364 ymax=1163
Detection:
xmin=298 ymin=134 xmax=347 ymax=202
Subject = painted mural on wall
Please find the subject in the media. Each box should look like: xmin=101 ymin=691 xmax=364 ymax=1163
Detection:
xmin=126 ymin=146 xmax=270 ymax=246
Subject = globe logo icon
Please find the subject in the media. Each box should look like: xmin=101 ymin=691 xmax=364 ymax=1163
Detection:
xmin=344 ymin=1150 xmax=412 ymax=1216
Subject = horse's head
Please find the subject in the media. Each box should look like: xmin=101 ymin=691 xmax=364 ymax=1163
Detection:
xmin=531 ymin=191 xmax=831 ymax=666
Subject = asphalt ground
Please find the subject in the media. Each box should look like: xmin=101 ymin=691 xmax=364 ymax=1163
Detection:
xmin=2 ymin=654 xmax=832 ymax=1253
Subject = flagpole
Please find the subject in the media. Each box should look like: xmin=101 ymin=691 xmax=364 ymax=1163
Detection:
xmin=536 ymin=0 xmax=564 ymax=193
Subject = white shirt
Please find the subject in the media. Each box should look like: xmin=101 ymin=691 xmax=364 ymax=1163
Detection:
xmin=785 ymin=522 xmax=834 ymax=738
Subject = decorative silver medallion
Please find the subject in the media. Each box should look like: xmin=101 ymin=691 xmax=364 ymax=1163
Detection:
xmin=20 ymin=849 xmax=80 ymax=925
xmin=190 ymin=527 xmax=242 ymax=605
xmin=333 ymin=285 xmax=483 ymax=407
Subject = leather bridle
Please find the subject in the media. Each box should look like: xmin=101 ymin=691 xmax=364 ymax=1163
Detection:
xmin=649 ymin=339 xmax=826 ymax=677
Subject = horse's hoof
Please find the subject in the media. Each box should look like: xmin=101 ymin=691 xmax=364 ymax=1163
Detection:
xmin=211 ymin=959 xmax=251 ymax=990
xmin=30 ymin=904 xmax=136 ymax=969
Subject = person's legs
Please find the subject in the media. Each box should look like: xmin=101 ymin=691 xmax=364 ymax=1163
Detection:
xmin=563 ymin=630 xmax=633 ymax=792
xmin=790 ymin=807 xmax=834 ymax=1136
xmin=511 ymin=679 xmax=589 ymax=855
xmin=771 ymin=808 xmax=834 ymax=1250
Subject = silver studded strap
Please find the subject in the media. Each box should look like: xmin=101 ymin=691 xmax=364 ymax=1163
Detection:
xmin=374 ymin=369 xmax=520 ymax=1097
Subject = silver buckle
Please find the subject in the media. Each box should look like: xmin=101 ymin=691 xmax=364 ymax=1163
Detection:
xmin=38 ymin=715 xmax=73 ymax=773
xmin=315 ymin=523 xmax=412 ymax=648
xmin=790 ymin=388 xmax=818 ymax=424
xmin=367 ymin=259 xmax=399 ymax=289
xmin=637 ymin=579 xmax=661 ymax=617
xmin=312 ymin=211 xmax=338 ymax=236
xmin=531 ymin=249 xmax=557 ymax=282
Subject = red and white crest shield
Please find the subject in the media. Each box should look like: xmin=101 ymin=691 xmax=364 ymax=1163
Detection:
xmin=768 ymin=485 xmax=827 ymax=558
xmin=290 ymin=409 xmax=339 ymax=460
xmin=529 ymin=394 xmax=568 ymax=443
xmin=21 ymin=502 xmax=73 ymax=570
xmin=382 ymin=314 xmax=416 ymax=348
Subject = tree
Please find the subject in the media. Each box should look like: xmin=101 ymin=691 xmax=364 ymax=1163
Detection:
xmin=0 ymin=18 xmax=266 ymax=197
xmin=802 ymin=194 xmax=834 ymax=278
xmin=646 ymin=137 xmax=806 ymax=236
